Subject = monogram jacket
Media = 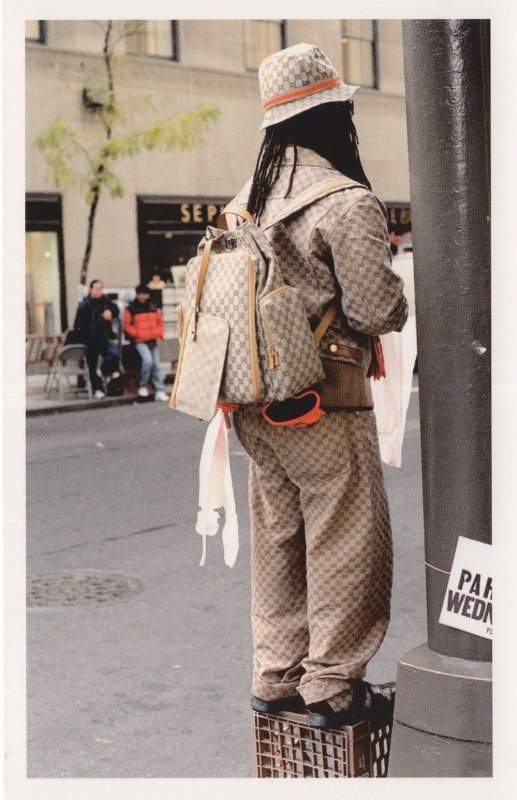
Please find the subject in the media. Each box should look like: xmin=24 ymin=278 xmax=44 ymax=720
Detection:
xmin=234 ymin=146 xmax=408 ymax=408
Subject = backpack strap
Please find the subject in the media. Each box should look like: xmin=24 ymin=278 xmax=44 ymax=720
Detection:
xmin=218 ymin=178 xmax=365 ymax=347
xmin=216 ymin=207 xmax=254 ymax=229
xmin=261 ymin=177 xmax=366 ymax=230
xmin=191 ymin=238 xmax=214 ymax=339
xmin=263 ymin=177 xmax=365 ymax=346
xmin=268 ymin=177 xmax=367 ymax=344
xmin=220 ymin=177 xmax=366 ymax=231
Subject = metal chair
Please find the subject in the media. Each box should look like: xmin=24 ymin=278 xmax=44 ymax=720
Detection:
xmin=46 ymin=343 xmax=92 ymax=400
xmin=42 ymin=336 xmax=65 ymax=393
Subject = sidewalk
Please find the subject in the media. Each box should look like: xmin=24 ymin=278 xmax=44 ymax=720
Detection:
xmin=26 ymin=368 xmax=173 ymax=417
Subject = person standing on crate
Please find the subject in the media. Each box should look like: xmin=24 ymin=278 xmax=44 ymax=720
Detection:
xmin=230 ymin=43 xmax=408 ymax=728
xmin=123 ymin=284 xmax=169 ymax=402
xmin=73 ymin=279 xmax=121 ymax=400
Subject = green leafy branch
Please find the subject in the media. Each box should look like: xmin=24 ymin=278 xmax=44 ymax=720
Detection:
xmin=34 ymin=19 xmax=220 ymax=285
xmin=36 ymin=104 xmax=220 ymax=203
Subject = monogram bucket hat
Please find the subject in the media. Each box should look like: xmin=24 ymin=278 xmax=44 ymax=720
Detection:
xmin=258 ymin=42 xmax=360 ymax=130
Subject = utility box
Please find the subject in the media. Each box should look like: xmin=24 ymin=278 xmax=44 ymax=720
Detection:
xmin=252 ymin=710 xmax=392 ymax=778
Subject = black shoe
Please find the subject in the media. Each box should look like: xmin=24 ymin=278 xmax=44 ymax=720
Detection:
xmin=251 ymin=694 xmax=306 ymax=714
xmin=366 ymin=681 xmax=396 ymax=721
xmin=307 ymin=680 xmax=395 ymax=728
xmin=306 ymin=678 xmax=362 ymax=727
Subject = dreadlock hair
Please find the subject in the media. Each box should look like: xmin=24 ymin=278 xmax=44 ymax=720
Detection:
xmin=247 ymin=101 xmax=372 ymax=223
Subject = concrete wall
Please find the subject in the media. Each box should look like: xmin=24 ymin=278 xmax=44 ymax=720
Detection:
xmin=26 ymin=19 xmax=409 ymax=325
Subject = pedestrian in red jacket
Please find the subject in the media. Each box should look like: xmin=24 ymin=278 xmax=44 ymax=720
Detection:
xmin=123 ymin=284 xmax=168 ymax=401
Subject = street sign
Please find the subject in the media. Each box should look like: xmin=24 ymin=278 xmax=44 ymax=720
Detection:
xmin=439 ymin=536 xmax=493 ymax=639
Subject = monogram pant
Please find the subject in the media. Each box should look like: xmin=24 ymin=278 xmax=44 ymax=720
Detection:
xmin=232 ymin=405 xmax=393 ymax=705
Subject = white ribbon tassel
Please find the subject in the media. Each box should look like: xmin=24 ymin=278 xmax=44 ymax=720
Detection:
xmin=196 ymin=410 xmax=239 ymax=567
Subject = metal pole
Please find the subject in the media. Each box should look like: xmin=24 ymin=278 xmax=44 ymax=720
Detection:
xmin=388 ymin=19 xmax=492 ymax=777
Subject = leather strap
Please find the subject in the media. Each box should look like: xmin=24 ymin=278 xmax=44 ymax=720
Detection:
xmin=313 ymin=300 xmax=339 ymax=346
xmin=216 ymin=207 xmax=254 ymax=230
xmin=191 ymin=238 xmax=213 ymax=339
xmin=324 ymin=343 xmax=364 ymax=361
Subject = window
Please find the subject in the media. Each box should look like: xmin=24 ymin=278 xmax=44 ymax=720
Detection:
xmin=26 ymin=232 xmax=63 ymax=335
xmin=125 ymin=21 xmax=178 ymax=60
xmin=26 ymin=194 xmax=67 ymax=335
xmin=25 ymin=20 xmax=46 ymax=43
xmin=341 ymin=20 xmax=378 ymax=89
xmin=244 ymin=20 xmax=286 ymax=70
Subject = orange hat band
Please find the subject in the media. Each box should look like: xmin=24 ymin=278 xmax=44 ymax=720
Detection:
xmin=262 ymin=74 xmax=342 ymax=111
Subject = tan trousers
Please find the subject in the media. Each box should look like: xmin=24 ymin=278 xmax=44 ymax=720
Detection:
xmin=232 ymin=405 xmax=393 ymax=705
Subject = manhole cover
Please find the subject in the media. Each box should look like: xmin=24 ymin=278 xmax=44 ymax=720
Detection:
xmin=27 ymin=570 xmax=144 ymax=608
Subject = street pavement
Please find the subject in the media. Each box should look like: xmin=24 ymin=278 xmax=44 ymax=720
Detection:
xmin=26 ymin=384 xmax=426 ymax=778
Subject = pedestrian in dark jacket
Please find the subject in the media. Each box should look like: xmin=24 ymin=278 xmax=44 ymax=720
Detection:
xmin=123 ymin=284 xmax=168 ymax=401
xmin=73 ymin=279 xmax=120 ymax=398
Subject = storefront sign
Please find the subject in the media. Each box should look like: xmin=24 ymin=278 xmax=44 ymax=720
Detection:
xmin=177 ymin=202 xmax=227 ymax=225
xmin=137 ymin=196 xmax=231 ymax=284
xmin=439 ymin=536 xmax=492 ymax=640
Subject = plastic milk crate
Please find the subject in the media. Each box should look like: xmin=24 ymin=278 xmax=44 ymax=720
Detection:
xmin=252 ymin=708 xmax=393 ymax=778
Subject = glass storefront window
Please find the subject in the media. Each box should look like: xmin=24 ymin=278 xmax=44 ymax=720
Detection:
xmin=244 ymin=20 xmax=285 ymax=70
xmin=341 ymin=20 xmax=377 ymax=89
xmin=25 ymin=231 xmax=62 ymax=335
xmin=124 ymin=21 xmax=177 ymax=59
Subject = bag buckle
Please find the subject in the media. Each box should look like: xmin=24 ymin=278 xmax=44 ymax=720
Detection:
xmin=224 ymin=235 xmax=238 ymax=251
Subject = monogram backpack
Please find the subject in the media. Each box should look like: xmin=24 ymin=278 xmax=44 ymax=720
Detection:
xmin=169 ymin=177 xmax=366 ymax=420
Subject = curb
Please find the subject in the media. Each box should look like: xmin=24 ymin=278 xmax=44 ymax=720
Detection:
xmin=26 ymin=382 xmax=174 ymax=417
xmin=26 ymin=393 xmax=144 ymax=417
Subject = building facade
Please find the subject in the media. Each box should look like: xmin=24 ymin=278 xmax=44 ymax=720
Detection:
xmin=25 ymin=19 xmax=411 ymax=340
